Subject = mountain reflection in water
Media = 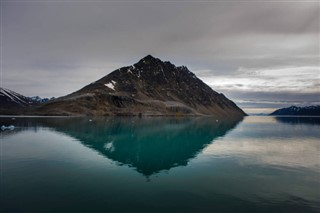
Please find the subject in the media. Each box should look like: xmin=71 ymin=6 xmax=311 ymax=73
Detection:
xmin=63 ymin=117 xmax=241 ymax=176
xmin=1 ymin=117 xmax=242 ymax=176
xmin=275 ymin=116 xmax=320 ymax=125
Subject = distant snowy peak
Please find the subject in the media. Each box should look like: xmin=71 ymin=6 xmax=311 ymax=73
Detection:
xmin=0 ymin=87 xmax=32 ymax=107
xmin=270 ymin=105 xmax=320 ymax=116
xmin=30 ymin=96 xmax=54 ymax=103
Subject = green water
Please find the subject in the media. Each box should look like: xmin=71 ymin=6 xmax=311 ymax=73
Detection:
xmin=1 ymin=116 xmax=319 ymax=212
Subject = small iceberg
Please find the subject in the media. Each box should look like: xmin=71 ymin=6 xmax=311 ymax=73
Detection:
xmin=1 ymin=125 xmax=15 ymax=131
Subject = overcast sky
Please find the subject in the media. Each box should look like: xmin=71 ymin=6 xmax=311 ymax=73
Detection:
xmin=1 ymin=0 xmax=319 ymax=113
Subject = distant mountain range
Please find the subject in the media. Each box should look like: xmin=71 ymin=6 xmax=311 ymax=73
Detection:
xmin=270 ymin=105 xmax=320 ymax=116
xmin=1 ymin=55 xmax=246 ymax=117
xmin=30 ymin=96 xmax=54 ymax=104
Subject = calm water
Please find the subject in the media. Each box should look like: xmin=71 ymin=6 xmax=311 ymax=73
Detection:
xmin=0 ymin=116 xmax=319 ymax=213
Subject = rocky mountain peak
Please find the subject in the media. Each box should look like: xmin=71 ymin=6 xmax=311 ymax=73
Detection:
xmin=135 ymin=55 xmax=162 ymax=67
xmin=134 ymin=55 xmax=177 ymax=72
xmin=139 ymin=54 xmax=158 ymax=62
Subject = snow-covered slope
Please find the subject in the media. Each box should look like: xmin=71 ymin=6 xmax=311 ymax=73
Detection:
xmin=0 ymin=87 xmax=33 ymax=108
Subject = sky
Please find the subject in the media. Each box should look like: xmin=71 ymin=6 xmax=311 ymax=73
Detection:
xmin=1 ymin=0 xmax=319 ymax=114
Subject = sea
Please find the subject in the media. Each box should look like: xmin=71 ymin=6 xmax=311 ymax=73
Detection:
xmin=1 ymin=116 xmax=319 ymax=212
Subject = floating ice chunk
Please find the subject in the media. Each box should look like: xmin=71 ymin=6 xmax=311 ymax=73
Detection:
xmin=104 ymin=141 xmax=115 ymax=152
xmin=1 ymin=125 xmax=15 ymax=131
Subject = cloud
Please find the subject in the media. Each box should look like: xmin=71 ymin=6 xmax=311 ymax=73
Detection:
xmin=200 ymin=66 xmax=319 ymax=93
xmin=204 ymin=135 xmax=320 ymax=169
xmin=2 ymin=1 xmax=319 ymax=112
xmin=4 ymin=62 xmax=123 ymax=97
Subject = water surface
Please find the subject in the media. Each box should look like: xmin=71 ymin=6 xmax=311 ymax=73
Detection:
xmin=1 ymin=116 xmax=319 ymax=212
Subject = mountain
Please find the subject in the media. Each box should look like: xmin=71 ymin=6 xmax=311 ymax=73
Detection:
xmin=270 ymin=105 xmax=320 ymax=116
xmin=0 ymin=88 xmax=54 ymax=115
xmin=34 ymin=55 xmax=245 ymax=117
xmin=0 ymin=87 xmax=33 ymax=108
xmin=30 ymin=96 xmax=54 ymax=103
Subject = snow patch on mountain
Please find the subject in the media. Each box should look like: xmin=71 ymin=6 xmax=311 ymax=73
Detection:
xmin=105 ymin=81 xmax=116 ymax=90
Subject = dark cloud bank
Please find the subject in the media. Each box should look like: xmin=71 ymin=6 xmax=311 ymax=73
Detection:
xmin=1 ymin=1 xmax=319 ymax=113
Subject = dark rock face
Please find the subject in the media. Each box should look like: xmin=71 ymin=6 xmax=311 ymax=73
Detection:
xmin=37 ymin=55 xmax=246 ymax=117
xmin=270 ymin=105 xmax=320 ymax=116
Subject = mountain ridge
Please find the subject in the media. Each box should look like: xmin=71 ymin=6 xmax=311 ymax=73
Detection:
xmin=270 ymin=105 xmax=320 ymax=116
